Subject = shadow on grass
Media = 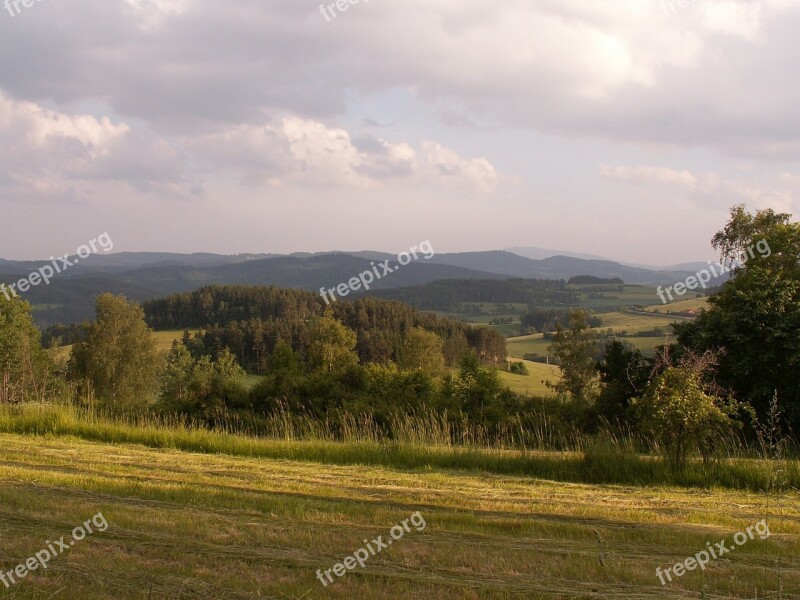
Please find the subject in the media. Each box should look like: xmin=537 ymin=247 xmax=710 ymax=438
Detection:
xmin=1 ymin=403 xmax=797 ymax=492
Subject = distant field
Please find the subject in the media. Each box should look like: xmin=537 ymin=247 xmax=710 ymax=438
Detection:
xmin=506 ymin=307 xmax=681 ymax=359
xmin=506 ymin=333 xmax=551 ymax=359
xmin=645 ymin=297 xmax=709 ymax=314
xmin=49 ymin=330 xmax=195 ymax=363
xmin=567 ymin=284 xmax=664 ymax=310
xmin=444 ymin=285 xmax=707 ymax=339
xmin=499 ymin=360 xmax=560 ymax=396
xmin=151 ymin=329 xmax=198 ymax=352
xmin=597 ymin=310 xmax=686 ymax=333
xmin=0 ymin=432 xmax=796 ymax=598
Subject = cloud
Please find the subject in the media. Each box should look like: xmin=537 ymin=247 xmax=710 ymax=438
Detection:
xmin=124 ymin=0 xmax=191 ymax=30
xmin=0 ymin=90 xmax=194 ymax=194
xmin=191 ymin=117 xmax=495 ymax=191
xmin=3 ymin=0 xmax=800 ymax=157
xmin=422 ymin=142 xmax=498 ymax=192
xmin=600 ymin=165 xmax=702 ymax=188
xmin=601 ymin=163 xmax=796 ymax=212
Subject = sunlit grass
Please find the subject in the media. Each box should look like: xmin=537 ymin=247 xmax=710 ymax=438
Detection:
xmin=0 ymin=403 xmax=797 ymax=492
xmin=0 ymin=431 xmax=796 ymax=599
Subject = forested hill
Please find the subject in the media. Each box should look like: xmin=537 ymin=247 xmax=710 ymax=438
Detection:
xmin=368 ymin=278 xmax=578 ymax=311
xmin=144 ymin=286 xmax=507 ymax=369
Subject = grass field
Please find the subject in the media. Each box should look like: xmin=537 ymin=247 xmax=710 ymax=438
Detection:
xmin=152 ymin=330 xmax=199 ymax=352
xmin=507 ymin=332 xmax=674 ymax=360
xmin=0 ymin=430 xmax=797 ymax=599
xmin=48 ymin=330 xmax=194 ymax=364
xmin=505 ymin=308 xmax=688 ymax=360
xmin=500 ymin=360 xmax=560 ymax=396
xmin=597 ymin=310 xmax=688 ymax=333
xmin=645 ymin=298 xmax=710 ymax=314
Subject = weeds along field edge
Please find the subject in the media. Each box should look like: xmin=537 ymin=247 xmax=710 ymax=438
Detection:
xmin=0 ymin=402 xmax=797 ymax=492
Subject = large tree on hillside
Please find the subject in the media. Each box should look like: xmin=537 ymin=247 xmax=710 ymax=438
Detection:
xmin=69 ymin=294 xmax=160 ymax=408
xmin=0 ymin=296 xmax=50 ymax=403
xmin=675 ymin=206 xmax=800 ymax=429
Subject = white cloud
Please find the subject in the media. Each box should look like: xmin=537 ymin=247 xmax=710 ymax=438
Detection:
xmin=422 ymin=142 xmax=498 ymax=192
xmin=0 ymin=90 xmax=191 ymax=194
xmin=600 ymin=165 xmax=702 ymax=187
xmin=7 ymin=0 xmax=800 ymax=157
xmin=192 ymin=118 xmax=496 ymax=191
xmin=601 ymin=163 xmax=797 ymax=212
xmin=124 ymin=0 xmax=190 ymax=30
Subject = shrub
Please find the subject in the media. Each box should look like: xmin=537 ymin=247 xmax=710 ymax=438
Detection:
xmin=632 ymin=366 xmax=737 ymax=469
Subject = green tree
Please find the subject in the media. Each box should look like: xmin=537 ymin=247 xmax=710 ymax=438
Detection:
xmin=69 ymin=294 xmax=160 ymax=409
xmin=448 ymin=352 xmax=507 ymax=421
xmin=595 ymin=341 xmax=651 ymax=423
xmin=267 ymin=340 xmax=302 ymax=374
xmin=632 ymin=366 xmax=736 ymax=469
xmin=160 ymin=342 xmax=197 ymax=408
xmin=547 ymin=310 xmax=600 ymax=403
xmin=0 ymin=295 xmax=50 ymax=403
xmin=307 ymin=316 xmax=358 ymax=373
xmin=398 ymin=327 xmax=445 ymax=374
xmin=160 ymin=344 xmax=245 ymax=416
xmin=676 ymin=205 xmax=800 ymax=429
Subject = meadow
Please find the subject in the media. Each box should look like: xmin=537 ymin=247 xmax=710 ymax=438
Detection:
xmin=0 ymin=411 xmax=797 ymax=599
xmin=498 ymin=360 xmax=560 ymax=396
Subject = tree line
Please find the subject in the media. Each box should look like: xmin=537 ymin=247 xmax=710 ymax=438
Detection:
xmin=144 ymin=289 xmax=507 ymax=370
xmin=367 ymin=278 xmax=579 ymax=311
xmin=1 ymin=206 xmax=797 ymax=467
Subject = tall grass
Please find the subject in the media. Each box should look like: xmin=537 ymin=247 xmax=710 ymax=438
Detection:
xmin=1 ymin=402 xmax=798 ymax=492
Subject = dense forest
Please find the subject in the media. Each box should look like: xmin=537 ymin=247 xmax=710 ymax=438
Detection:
xmin=143 ymin=286 xmax=507 ymax=371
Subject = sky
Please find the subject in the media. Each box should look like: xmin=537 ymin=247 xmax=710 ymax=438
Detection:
xmin=1 ymin=0 xmax=799 ymax=265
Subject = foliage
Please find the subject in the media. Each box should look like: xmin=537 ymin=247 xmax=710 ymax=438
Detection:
xmin=568 ymin=276 xmax=624 ymax=285
xmin=369 ymin=278 xmax=579 ymax=311
xmin=632 ymin=366 xmax=737 ymax=469
xmin=676 ymin=205 xmax=800 ymax=430
xmin=508 ymin=361 xmax=529 ymax=376
xmin=594 ymin=340 xmax=651 ymax=424
xmin=398 ymin=327 xmax=446 ymax=374
xmin=0 ymin=295 xmax=51 ymax=403
xmin=307 ymin=315 xmax=359 ymax=373
xmin=144 ymin=286 xmax=505 ymax=369
xmin=547 ymin=310 xmax=601 ymax=403
xmin=68 ymin=294 xmax=160 ymax=409
xmin=159 ymin=342 xmax=247 ymax=422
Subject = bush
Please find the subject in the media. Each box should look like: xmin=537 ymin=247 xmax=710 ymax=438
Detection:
xmin=632 ymin=366 xmax=738 ymax=469
xmin=508 ymin=361 xmax=529 ymax=376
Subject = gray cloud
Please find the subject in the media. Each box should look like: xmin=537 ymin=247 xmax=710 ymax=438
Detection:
xmin=0 ymin=0 xmax=797 ymax=262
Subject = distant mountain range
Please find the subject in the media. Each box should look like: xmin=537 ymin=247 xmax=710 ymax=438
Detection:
xmin=0 ymin=249 xmax=699 ymax=326
xmin=505 ymin=246 xmax=714 ymax=273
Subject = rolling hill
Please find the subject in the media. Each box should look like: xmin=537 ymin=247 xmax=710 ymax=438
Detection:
xmin=1 ymin=249 xmax=701 ymax=326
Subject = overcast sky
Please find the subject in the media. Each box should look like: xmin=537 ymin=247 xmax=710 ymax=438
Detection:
xmin=1 ymin=0 xmax=799 ymax=264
